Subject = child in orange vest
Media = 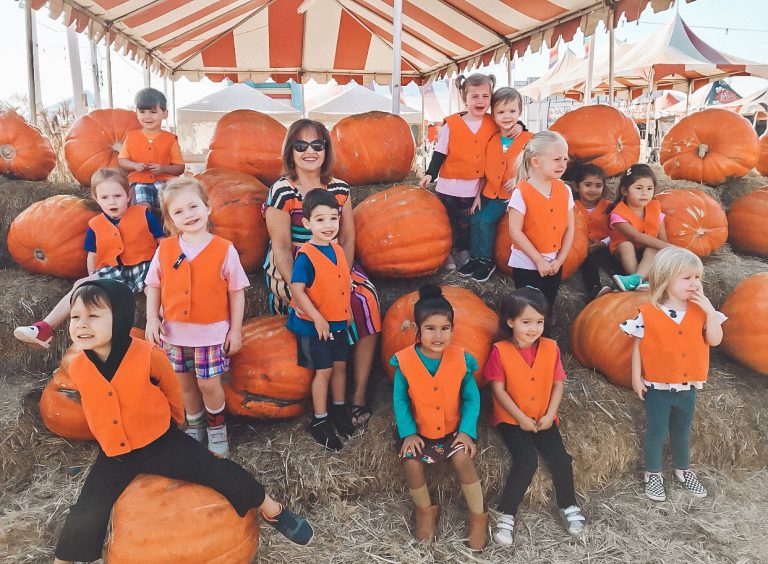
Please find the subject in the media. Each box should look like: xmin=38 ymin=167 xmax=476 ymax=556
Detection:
xmin=144 ymin=177 xmax=248 ymax=459
xmin=118 ymin=87 xmax=185 ymax=215
xmin=486 ymin=287 xmax=586 ymax=545
xmin=391 ymin=285 xmax=486 ymax=550
xmin=52 ymin=280 xmax=312 ymax=564
xmin=569 ymin=163 xmax=614 ymax=299
xmin=506 ymin=131 xmax=575 ymax=312
xmin=288 ymin=188 xmax=355 ymax=452
xmin=458 ymin=87 xmax=532 ymax=283
xmin=620 ymin=247 xmax=725 ymax=502
xmin=14 ymin=168 xmax=164 ymax=349
xmin=609 ymin=164 xmax=674 ymax=291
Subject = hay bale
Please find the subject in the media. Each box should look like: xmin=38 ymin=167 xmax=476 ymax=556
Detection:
xmin=701 ymin=245 xmax=768 ymax=307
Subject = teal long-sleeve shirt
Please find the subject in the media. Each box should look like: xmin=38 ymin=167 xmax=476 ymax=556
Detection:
xmin=390 ymin=346 xmax=480 ymax=440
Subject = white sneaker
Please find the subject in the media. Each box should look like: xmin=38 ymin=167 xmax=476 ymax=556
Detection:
xmin=14 ymin=323 xmax=52 ymax=349
xmin=184 ymin=422 xmax=206 ymax=443
xmin=454 ymin=250 xmax=471 ymax=269
xmin=559 ymin=505 xmax=586 ymax=536
xmin=493 ymin=513 xmax=515 ymax=545
xmin=443 ymin=254 xmax=457 ymax=272
xmin=207 ymin=424 xmax=230 ymax=458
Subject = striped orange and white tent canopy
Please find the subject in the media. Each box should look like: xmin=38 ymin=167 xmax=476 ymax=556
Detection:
xmin=32 ymin=0 xmax=691 ymax=84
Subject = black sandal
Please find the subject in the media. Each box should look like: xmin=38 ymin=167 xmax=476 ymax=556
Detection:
xmin=351 ymin=405 xmax=372 ymax=427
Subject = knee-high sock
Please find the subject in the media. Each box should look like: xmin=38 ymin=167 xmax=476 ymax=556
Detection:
xmin=461 ymin=480 xmax=485 ymax=514
xmin=409 ymin=484 xmax=432 ymax=508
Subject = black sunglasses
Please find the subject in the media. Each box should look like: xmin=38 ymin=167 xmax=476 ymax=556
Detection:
xmin=292 ymin=139 xmax=326 ymax=152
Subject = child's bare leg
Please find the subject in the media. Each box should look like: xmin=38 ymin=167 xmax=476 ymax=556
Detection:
xmin=403 ymin=458 xmax=427 ymax=490
xmin=197 ymin=375 xmax=225 ymax=412
xmin=329 ymin=361 xmax=347 ymax=404
xmin=176 ymin=371 xmax=204 ymax=415
xmin=636 ymin=247 xmax=659 ymax=279
xmin=614 ymin=242 xmax=639 ymax=274
xmin=260 ymin=494 xmax=282 ymax=517
xmin=351 ymin=334 xmax=377 ymax=407
xmin=311 ymin=368 xmax=333 ymax=415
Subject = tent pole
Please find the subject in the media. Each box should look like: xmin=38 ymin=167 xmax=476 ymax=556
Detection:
xmin=584 ymin=33 xmax=596 ymax=106
xmin=171 ymin=76 xmax=177 ymax=130
xmin=507 ymin=50 xmax=513 ymax=87
xmin=90 ymin=38 xmax=102 ymax=109
xmin=24 ymin=0 xmax=38 ymax=125
xmin=419 ymin=83 xmax=425 ymax=144
xmin=685 ymin=80 xmax=691 ymax=116
xmin=644 ymin=68 xmax=655 ymax=157
xmin=391 ymin=0 xmax=403 ymax=115
xmin=144 ymin=64 xmax=151 ymax=87
xmin=105 ymin=36 xmax=114 ymax=108
xmin=67 ymin=25 xmax=86 ymax=117
xmin=608 ymin=9 xmax=615 ymax=106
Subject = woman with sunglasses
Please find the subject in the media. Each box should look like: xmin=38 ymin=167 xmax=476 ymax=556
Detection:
xmin=263 ymin=119 xmax=382 ymax=429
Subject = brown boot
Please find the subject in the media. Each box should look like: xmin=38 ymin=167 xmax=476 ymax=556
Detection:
xmin=465 ymin=510 xmax=488 ymax=550
xmin=414 ymin=504 xmax=439 ymax=541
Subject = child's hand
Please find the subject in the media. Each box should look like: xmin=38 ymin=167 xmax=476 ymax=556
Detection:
xmin=588 ymin=240 xmax=606 ymax=252
xmin=518 ymin=415 xmax=538 ymax=432
xmin=510 ymin=122 xmax=524 ymax=138
xmin=451 ymin=432 xmax=476 ymax=458
xmin=548 ymin=258 xmax=562 ymax=276
xmin=535 ymin=258 xmax=551 ymax=277
xmin=400 ymin=434 xmax=425 ymax=457
xmin=690 ymin=286 xmax=716 ymax=315
xmin=147 ymin=163 xmax=164 ymax=174
xmin=134 ymin=162 xmax=146 ymax=172
xmin=418 ymin=175 xmax=433 ymax=189
xmin=632 ymin=376 xmax=647 ymax=401
xmin=469 ymin=194 xmax=482 ymax=214
xmin=145 ymin=318 xmax=163 ymax=346
xmin=314 ymin=318 xmax=331 ymax=341
xmin=225 ymin=328 xmax=242 ymax=356
xmin=536 ymin=413 xmax=555 ymax=431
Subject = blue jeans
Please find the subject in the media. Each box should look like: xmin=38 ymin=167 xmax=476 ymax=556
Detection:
xmin=469 ymin=196 xmax=509 ymax=259
xmin=644 ymin=387 xmax=697 ymax=472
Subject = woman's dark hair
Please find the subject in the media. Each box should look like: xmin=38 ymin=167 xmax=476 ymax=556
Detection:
xmin=70 ymin=283 xmax=112 ymax=309
xmin=497 ymin=287 xmax=549 ymax=340
xmin=135 ymin=87 xmax=167 ymax=111
xmin=302 ymin=188 xmax=340 ymax=218
xmin=607 ymin=163 xmax=658 ymax=213
xmin=282 ymin=119 xmax=335 ymax=185
xmin=414 ymin=284 xmax=454 ymax=328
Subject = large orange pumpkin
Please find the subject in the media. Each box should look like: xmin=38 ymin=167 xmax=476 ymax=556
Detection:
xmin=353 ymin=185 xmax=452 ymax=277
xmin=381 ymin=286 xmax=498 ymax=387
xmin=64 ymin=109 xmax=141 ymax=186
xmin=756 ymin=131 xmax=768 ymax=176
xmin=224 ymin=317 xmax=313 ymax=420
xmin=656 ymin=189 xmax=727 ymax=257
xmin=107 ymin=474 xmax=259 ymax=563
xmin=721 ymin=273 xmax=768 ymax=375
xmin=331 ymin=111 xmax=415 ymax=186
xmin=7 ymin=195 xmax=100 ymax=278
xmin=0 ymin=109 xmax=56 ymax=180
xmin=570 ymin=291 xmax=649 ymax=388
xmin=659 ymin=109 xmax=760 ymax=185
xmin=206 ymin=110 xmax=286 ymax=186
xmin=494 ymin=208 xmax=588 ymax=279
xmin=550 ymin=105 xmax=640 ymax=176
xmin=727 ymin=187 xmax=768 ymax=256
xmin=198 ymin=168 xmax=269 ymax=272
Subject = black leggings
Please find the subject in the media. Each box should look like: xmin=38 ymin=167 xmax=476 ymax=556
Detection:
xmin=496 ymin=423 xmax=576 ymax=516
xmin=55 ymin=427 xmax=266 ymax=562
xmin=580 ymin=246 xmax=616 ymax=293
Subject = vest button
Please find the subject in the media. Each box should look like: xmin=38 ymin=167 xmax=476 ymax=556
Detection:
xmin=433 ymin=387 xmax=438 ymax=392
xmin=108 ymin=391 xmax=113 ymax=396
xmin=120 ymin=442 xmax=126 ymax=447
xmin=678 ymin=330 xmax=683 ymax=335
xmin=436 ymin=406 xmax=440 ymax=410
xmin=531 ymin=377 xmax=535 ymax=381
xmin=682 ymin=353 xmax=687 ymax=358
xmin=436 ymin=426 xmax=441 ymax=431
xmin=112 ymin=420 xmax=118 ymax=425
xmin=684 ymin=372 xmax=688 ymax=377
xmin=530 ymin=396 xmax=534 ymax=400
xmin=183 ymin=310 xmax=188 ymax=314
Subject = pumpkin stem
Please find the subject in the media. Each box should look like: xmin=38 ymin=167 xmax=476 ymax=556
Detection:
xmin=697 ymin=143 xmax=709 ymax=159
xmin=616 ymin=137 xmax=624 ymax=153
xmin=0 ymin=144 xmax=16 ymax=160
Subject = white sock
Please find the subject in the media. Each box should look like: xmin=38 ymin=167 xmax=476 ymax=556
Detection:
xmin=674 ymin=469 xmax=688 ymax=481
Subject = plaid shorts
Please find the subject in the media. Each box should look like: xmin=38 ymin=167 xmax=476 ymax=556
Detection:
xmin=94 ymin=262 xmax=151 ymax=293
xmin=163 ymin=342 xmax=229 ymax=379
xmin=130 ymin=181 xmax=165 ymax=211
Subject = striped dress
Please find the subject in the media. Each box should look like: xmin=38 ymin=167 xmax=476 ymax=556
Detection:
xmin=262 ymin=176 xmax=381 ymax=341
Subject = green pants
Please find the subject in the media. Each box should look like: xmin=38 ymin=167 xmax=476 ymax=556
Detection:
xmin=469 ymin=196 xmax=509 ymax=260
xmin=644 ymin=387 xmax=697 ymax=472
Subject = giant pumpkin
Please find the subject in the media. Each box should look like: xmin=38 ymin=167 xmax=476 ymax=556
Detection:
xmin=727 ymin=187 xmax=768 ymax=257
xmin=206 ymin=110 xmax=286 ymax=186
xmin=570 ymin=291 xmax=649 ymax=388
xmin=7 ymin=195 xmax=100 ymax=278
xmin=659 ymin=109 xmax=760 ymax=185
xmin=224 ymin=317 xmax=313 ymax=420
xmin=331 ymin=111 xmax=415 ymax=185
xmin=757 ymin=131 xmax=768 ymax=176
xmin=721 ymin=273 xmax=768 ymax=375
xmin=198 ymin=168 xmax=269 ymax=272
xmin=549 ymin=105 xmax=640 ymax=176
xmin=107 ymin=474 xmax=259 ymax=563
xmin=354 ymin=185 xmax=452 ymax=277
xmin=381 ymin=286 xmax=498 ymax=387
xmin=0 ymin=109 xmax=56 ymax=180
xmin=64 ymin=109 xmax=141 ymax=186
xmin=656 ymin=189 xmax=727 ymax=257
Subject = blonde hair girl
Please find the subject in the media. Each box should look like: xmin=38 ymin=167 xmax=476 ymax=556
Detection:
xmin=159 ymin=176 xmax=211 ymax=235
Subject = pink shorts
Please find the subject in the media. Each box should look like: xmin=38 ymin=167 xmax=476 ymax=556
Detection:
xmin=162 ymin=342 xmax=229 ymax=379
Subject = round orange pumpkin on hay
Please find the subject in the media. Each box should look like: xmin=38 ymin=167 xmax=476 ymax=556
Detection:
xmin=656 ymin=189 xmax=727 ymax=257
xmin=727 ymin=187 xmax=768 ymax=257
xmin=720 ymin=273 xmax=768 ymax=375
xmin=0 ymin=109 xmax=56 ymax=181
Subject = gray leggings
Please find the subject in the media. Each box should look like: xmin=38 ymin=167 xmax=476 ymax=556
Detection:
xmin=644 ymin=387 xmax=697 ymax=472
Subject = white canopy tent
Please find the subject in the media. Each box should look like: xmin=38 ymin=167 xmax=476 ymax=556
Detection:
xmin=308 ymin=85 xmax=421 ymax=125
xmin=657 ymin=80 xmax=741 ymax=117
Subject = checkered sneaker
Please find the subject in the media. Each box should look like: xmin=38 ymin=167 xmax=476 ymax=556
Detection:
xmin=678 ymin=470 xmax=707 ymax=498
xmin=644 ymin=473 xmax=666 ymax=501
xmin=95 ymin=262 xmax=151 ymax=293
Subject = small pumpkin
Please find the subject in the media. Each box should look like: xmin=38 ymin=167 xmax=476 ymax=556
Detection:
xmin=721 ymin=273 xmax=768 ymax=375
xmin=727 ymin=187 xmax=768 ymax=256
xmin=331 ymin=111 xmax=415 ymax=185
xmin=7 ymin=195 xmax=101 ymax=278
xmin=659 ymin=108 xmax=760 ymax=185
xmin=570 ymin=291 xmax=650 ymax=388
xmin=107 ymin=474 xmax=259 ymax=563
xmin=206 ymin=110 xmax=286 ymax=186
xmin=64 ymin=109 xmax=141 ymax=186
xmin=198 ymin=168 xmax=269 ymax=273
xmin=0 ymin=109 xmax=56 ymax=180
xmin=756 ymin=131 xmax=768 ymax=176
xmin=656 ymin=189 xmax=727 ymax=257
xmin=224 ymin=317 xmax=313 ymax=420
xmin=381 ymin=286 xmax=498 ymax=387
xmin=353 ymin=185 xmax=452 ymax=278
xmin=550 ymin=105 xmax=641 ymax=176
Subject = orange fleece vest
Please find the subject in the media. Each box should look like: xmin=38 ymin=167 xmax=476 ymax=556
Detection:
xmin=88 ymin=205 xmax=158 ymax=269
xmin=609 ymin=199 xmax=662 ymax=253
xmin=638 ymin=303 xmax=709 ymax=384
xmin=440 ymin=113 xmax=498 ymax=180
xmin=492 ymin=339 xmax=556 ymax=426
xmin=123 ymin=130 xmax=177 ymax=184
xmin=159 ymin=235 xmax=230 ymax=324
xmin=574 ymin=199 xmax=611 ymax=242
xmin=396 ymin=344 xmax=466 ymax=439
xmin=483 ymin=130 xmax=534 ymax=199
xmin=293 ymin=242 xmax=352 ymax=323
xmin=517 ymin=179 xmax=570 ymax=254
xmin=69 ymin=339 xmax=175 ymax=456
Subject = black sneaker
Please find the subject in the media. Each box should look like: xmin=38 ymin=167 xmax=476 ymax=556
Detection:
xmin=263 ymin=505 xmax=314 ymax=546
xmin=470 ymin=259 xmax=496 ymax=283
xmin=309 ymin=417 xmax=342 ymax=451
xmin=329 ymin=404 xmax=355 ymax=439
xmin=457 ymin=258 xmax=480 ymax=277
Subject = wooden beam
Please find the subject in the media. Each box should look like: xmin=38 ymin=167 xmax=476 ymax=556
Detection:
xmin=24 ymin=0 xmax=38 ymax=125
xmin=105 ymin=37 xmax=114 ymax=108
xmin=90 ymin=38 xmax=102 ymax=109
xmin=67 ymin=25 xmax=86 ymax=117
xmin=391 ymin=0 xmax=403 ymax=115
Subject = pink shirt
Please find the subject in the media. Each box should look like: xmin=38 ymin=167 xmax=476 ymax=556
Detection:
xmin=609 ymin=211 xmax=665 ymax=227
xmin=435 ymin=117 xmax=483 ymax=198
xmin=145 ymin=235 xmax=250 ymax=347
